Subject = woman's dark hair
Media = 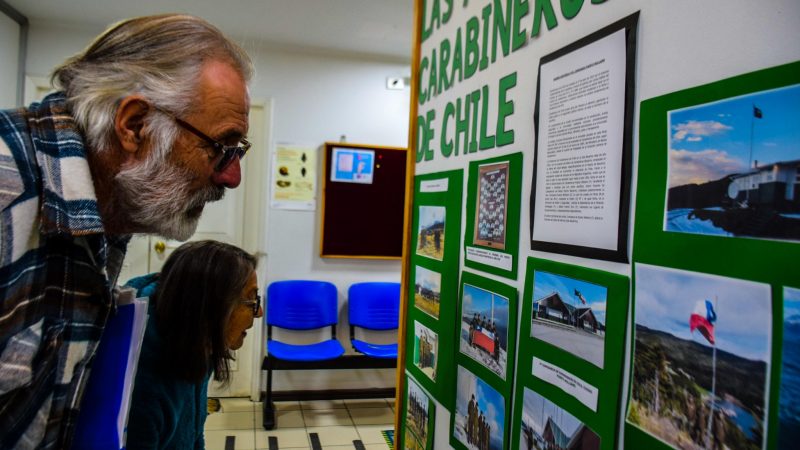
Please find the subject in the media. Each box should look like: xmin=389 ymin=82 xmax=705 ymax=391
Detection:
xmin=152 ymin=240 xmax=257 ymax=384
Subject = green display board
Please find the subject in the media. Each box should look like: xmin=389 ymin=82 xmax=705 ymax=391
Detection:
xmin=450 ymin=271 xmax=518 ymax=450
xmin=510 ymin=257 xmax=629 ymax=450
xmin=625 ymin=60 xmax=800 ymax=450
xmin=405 ymin=169 xmax=464 ymax=408
xmin=464 ymin=152 xmax=523 ymax=279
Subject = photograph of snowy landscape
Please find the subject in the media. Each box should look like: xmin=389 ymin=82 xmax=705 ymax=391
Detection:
xmin=665 ymin=84 xmax=800 ymax=242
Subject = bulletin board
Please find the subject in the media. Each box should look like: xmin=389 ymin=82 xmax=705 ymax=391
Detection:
xmin=320 ymin=142 xmax=408 ymax=259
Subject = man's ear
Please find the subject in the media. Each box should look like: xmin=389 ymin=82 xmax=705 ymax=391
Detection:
xmin=114 ymin=96 xmax=150 ymax=154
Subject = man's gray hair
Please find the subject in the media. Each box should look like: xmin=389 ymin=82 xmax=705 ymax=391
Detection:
xmin=52 ymin=14 xmax=253 ymax=153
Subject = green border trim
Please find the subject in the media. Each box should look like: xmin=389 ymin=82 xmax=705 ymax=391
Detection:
xmin=627 ymin=60 xmax=800 ymax=450
xmin=399 ymin=372 xmax=436 ymax=450
xmin=405 ymin=169 xmax=464 ymax=407
xmin=510 ymin=256 xmax=629 ymax=450
xmin=449 ymin=271 xmax=519 ymax=450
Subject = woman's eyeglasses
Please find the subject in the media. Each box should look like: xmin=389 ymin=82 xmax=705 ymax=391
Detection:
xmin=240 ymin=293 xmax=262 ymax=315
xmin=153 ymin=106 xmax=251 ymax=172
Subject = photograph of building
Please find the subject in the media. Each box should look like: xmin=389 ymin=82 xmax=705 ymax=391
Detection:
xmin=519 ymin=388 xmax=600 ymax=450
xmin=531 ymin=271 xmax=607 ymax=368
xmin=665 ymin=84 xmax=800 ymax=242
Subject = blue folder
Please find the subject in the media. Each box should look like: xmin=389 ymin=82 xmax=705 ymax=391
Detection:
xmin=73 ymin=297 xmax=147 ymax=449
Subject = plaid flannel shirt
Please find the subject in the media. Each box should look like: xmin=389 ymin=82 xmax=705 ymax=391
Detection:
xmin=0 ymin=92 xmax=129 ymax=449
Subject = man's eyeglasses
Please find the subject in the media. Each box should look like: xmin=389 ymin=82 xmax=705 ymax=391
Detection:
xmin=154 ymin=106 xmax=251 ymax=172
xmin=240 ymin=293 xmax=262 ymax=315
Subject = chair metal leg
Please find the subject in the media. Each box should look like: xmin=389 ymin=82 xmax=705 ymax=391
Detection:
xmin=263 ymin=363 xmax=276 ymax=430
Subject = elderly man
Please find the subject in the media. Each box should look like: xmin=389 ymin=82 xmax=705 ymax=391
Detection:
xmin=0 ymin=14 xmax=252 ymax=448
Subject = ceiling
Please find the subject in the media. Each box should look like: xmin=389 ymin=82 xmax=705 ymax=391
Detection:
xmin=5 ymin=0 xmax=415 ymax=62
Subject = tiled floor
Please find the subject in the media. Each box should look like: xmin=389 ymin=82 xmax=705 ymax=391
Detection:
xmin=204 ymin=398 xmax=396 ymax=450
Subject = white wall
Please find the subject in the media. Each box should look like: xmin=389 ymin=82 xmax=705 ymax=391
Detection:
xmin=246 ymin=45 xmax=410 ymax=391
xmin=0 ymin=12 xmax=20 ymax=109
xmin=24 ymin=21 xmax=410 ymax=391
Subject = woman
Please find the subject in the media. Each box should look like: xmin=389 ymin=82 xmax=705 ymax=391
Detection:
xmin=125 ymin=240 xmax=262 ymax=449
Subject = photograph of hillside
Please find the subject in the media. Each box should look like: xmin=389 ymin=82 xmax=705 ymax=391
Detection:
xmin=779 ymin=286 xmax=800 ymax=450
xmin=414 ymin=265 xmax=442 ymax=319
xmin=664 ymin=83 xmax=800 ymax=242
xmin=628 ymin=264 xmax=771 ymax=450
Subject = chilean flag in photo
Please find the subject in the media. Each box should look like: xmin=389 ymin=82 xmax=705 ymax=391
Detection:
xmin=689 ymin=300 xmax=717 ymax=344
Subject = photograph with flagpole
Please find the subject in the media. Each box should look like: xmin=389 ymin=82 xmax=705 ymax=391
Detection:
xmin=519 ymin=387 xmax=600 ymax=450
xmin=628 ymin=263 xmax=772 ymax=450
xmin=459 ymin=283 xmax=510 ymax=379
xmin=664 ymin=83 xmax=800 ymax=242
xmin=779 ymin=286 xmax=800 ymax=450
xmin=531 ymin=271 xmax=608 ymax=368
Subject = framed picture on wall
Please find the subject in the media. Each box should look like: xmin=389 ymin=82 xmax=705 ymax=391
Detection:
xmin=458 ymin=283 xmax=511 ymax=380
xmin=403 ymin=375 xmax=436 ymax=450
xmin=413 ymin=321 xmax=439 ymax=382
xmin=474 ymin=162 xmax=509 ymax=249
xmin=520 ymin=387 xmax=601 ymax=450
xmin=627 ymin=264 xmax=772 ymax=450
xmin=464 ymin=153 xmax=522 ymax=279
xmin=627 ymin=60 xmax=799 ymax=450
xmin=529 ymin=13 xmax=639 ymax=262
xmin=414 ymin=265 xmax=442 ymax=320
xmin=416 ymin=205 xmax=446 ymax=261
xmin=451 ymin=365 xmax=507 ymax=450
xmin=531 ymin=270 xmax=609 ymax=369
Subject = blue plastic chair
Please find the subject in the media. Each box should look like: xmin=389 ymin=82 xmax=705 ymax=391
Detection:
xmin=266 ymin=280 xmax=345 ymax=361
xmin=348 ymin=282 xmax=400 ymax=359
xmin=263 ymin=280 xmax=345 ymax=429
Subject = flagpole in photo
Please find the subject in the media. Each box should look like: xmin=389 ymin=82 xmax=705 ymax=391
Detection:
xmin=746 ymin=105 xmax=763 ymax=206
xmin=705 ymin=297 xmax=718 ymax=449
xmin=689 ymin=298 xmax=718 ymax=449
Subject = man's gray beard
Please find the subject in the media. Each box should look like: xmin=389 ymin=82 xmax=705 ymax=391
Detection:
xmin=115 ymin=149 xmax=225 ymax=241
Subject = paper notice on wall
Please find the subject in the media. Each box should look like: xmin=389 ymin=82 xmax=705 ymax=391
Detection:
xmin=420 ymin=178 xmax=449 ymax=193
xmin=532 ymin=29 xmax=627 ymax=250
xmin=465 ymin=246 xmax=513 ymax=271
xmin=532 ymin=357 xmax=598 ymax=412
xmin=271 ymin=144 xmax=317 ymax=210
